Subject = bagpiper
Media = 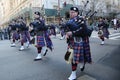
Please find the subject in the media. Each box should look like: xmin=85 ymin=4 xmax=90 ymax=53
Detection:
xmin=64 ymin=7 xmax=92 ymax=80
xmin=16 ymin=17 xmax=30 ymax=51
xmin=97 ymin=17 xmax=109 ymax=45
xmin=30 ymin=11 xmax=53 ymax=61
xmin=9 ymin=20 xmax=20 ymax=47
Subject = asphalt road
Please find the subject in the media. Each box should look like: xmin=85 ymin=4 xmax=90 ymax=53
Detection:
xmin=0 ymin=37 xmax=120 ymax=80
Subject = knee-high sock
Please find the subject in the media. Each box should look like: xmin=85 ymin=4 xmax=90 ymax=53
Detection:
xmin=100 ymin=36 xmax=104 ymax=41
xmin=72 ymin=63 xmax=77 ymax=71
xmin=37 ymin=47 xmax=42 ymax=53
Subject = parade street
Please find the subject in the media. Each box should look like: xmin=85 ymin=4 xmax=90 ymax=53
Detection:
xmin=0 ymin=29 xmax=120 ymax=80
xmin=0 ymin=0 xmax=120 ymax=80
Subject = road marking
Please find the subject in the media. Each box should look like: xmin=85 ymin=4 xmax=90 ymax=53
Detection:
xmin=109 ymin=36 xmax=120 ymax=40
xmin=109 ymin=33 xmax=120 ymax=37
xmin=90 ymin=31 xmax=120 ymax=40
xmin=78 ymin=75 xmax=96 ymax=80
xmin=91 ymin=36 xmax=98 ymax=38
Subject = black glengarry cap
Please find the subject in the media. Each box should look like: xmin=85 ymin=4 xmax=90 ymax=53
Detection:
xmin=34 ymin=11 xmax=41 ymax=16
xmin=70 ymin=7 xmax=79 ymax=12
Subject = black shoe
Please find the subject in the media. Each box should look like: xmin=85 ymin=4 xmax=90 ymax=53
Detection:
xmin=43 ymin=49 xmax=48 ymax=56
xmin=34 ymin=58 xmax=42 ymax=61
xmin=68 ymin=79 xmax=77 ymax=80
xmin=81 ymin=65 xmax=85 ymax=71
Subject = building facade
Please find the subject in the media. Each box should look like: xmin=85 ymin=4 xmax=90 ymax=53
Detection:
xmin=0 ymin=0 xmax=11 ymax=27
xmin=0 ymin=0 xmax=120 ymax=27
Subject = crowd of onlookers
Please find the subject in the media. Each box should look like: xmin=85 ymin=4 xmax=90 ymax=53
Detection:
xmin=0 ymin=27 xmax=10 ymax=40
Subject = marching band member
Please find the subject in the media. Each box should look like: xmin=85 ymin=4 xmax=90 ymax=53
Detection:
xmin=17 ymin=17 xmax=30 ymax=51
xmin=30 ymin=11 xmax=53 ymax=61
xmin=98 ymin=17 xmax=109 ymax=45
xmin=65 ymin=7 xmax=92 ymax=80
xmin=9 ymin=20 xmax=20 ymax=47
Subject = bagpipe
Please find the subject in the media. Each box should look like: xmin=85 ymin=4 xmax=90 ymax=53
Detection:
xmin=29 ymin=19 xmax=48 ymax=44
xmin=29 ymin=19 xmax=48 ymax=36
xmin=64 ymin=10 xmax=97 ymax=37
xmin=64 ymin=17 xmax=92 ymax=38
xmin=15 ymin=19 xmax=28 ymax=31
xmin=64 ymin=10 xmax=97 ymax=43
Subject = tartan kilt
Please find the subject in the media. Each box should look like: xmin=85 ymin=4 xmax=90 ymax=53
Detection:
xmin=37 ymin=36 xmax=45 ymax=47
xmin=73 ymin=38 xmax=92 ymax=64
xmin=45 ymin=31 xmax=53 ymax=46
xmin=25 ymin=31 xmax=30 ymax=41
xmin=12 ymin=31 xmax=20 ymax=40
xmin=61 ymin=29 xmax=65 ymax=36
xmin=36 ymin=31 xmax=53 ymax=49
xmin=102 ymin=28 xmax=109 ymax=38
xmin=51 ymin=29 xmax=56 ymax=35
xmin=45 ymin=37 xmax=53 ymax=47
xmin=21 ymin=31 xmax=28 ymax=43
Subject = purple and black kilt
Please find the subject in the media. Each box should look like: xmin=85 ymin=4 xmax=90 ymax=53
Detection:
xmin=37 ymin=36 xmax=45 ymax=47
xmin=69 ymin=37 xmax=92 ymax=64
xmin=102 ymin=28 xmax=109 ymax=38
xmin=37 ymin=31 xmax=53 ymax=48
xmin=12 ymin=31 xmax=20 ymax=40
xmin=45 ymin=31 xmax=53 ymax=50
xmin=21 ymin=31 xmax=30 ymax=43
xmin=51 ymin=29 xmax=56 ymax=36
xmin=61 ymin=29 xmax=65 ymax=36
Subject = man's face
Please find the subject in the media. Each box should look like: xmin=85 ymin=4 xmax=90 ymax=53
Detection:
xmin=69 ymin=10 xmax=78 ymax=18
xmin=34 ymin=14 xmax=40 ymax=18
